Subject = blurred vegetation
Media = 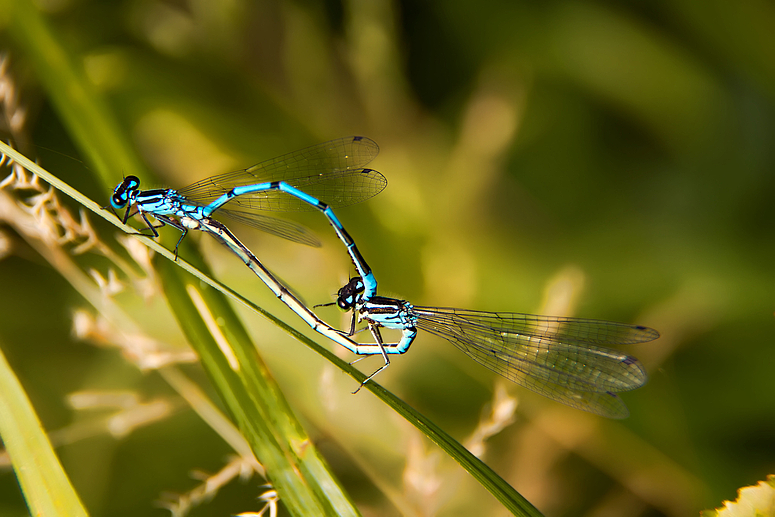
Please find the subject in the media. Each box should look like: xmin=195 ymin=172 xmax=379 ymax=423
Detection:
xmin=1 ymin=0 xmax=774 ymax=516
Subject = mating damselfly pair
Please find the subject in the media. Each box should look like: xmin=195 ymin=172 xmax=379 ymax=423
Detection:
xmin=111 ymin=136 xmax=658 ymax=418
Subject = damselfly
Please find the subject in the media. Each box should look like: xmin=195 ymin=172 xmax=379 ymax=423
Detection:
xmin=110 ymin=136 xmax=382 ymax=293
xmin=331 ymin=276 xmax=658 ymax=418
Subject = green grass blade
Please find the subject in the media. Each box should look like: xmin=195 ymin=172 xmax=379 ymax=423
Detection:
xmin=0 ymin=344 xmax=90 ymax=517
xmin=156 ymin=244 xmax=359 ymax=517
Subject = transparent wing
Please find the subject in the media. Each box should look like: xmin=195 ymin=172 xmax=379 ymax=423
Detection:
xmin=178 ymin=136 xmax=385 ymax=211
xmin=412 ymin=307 xmax=658 ymax=418
xmin=219 ymin=210 xmax=321 ymax=247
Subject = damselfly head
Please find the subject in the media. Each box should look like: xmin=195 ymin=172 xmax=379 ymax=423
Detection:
xmin=110 ymin=175 xmax=141 ymax=209
xmin=336 ymin=277 xmax=365 ymax=310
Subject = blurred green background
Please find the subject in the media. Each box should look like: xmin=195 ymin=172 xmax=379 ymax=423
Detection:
xmin=1 ymin=0 xmax=774 ymax=515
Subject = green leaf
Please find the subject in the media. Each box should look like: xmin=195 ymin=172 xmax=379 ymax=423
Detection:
xmin=0 ymin=344 xmax=89 ymax=517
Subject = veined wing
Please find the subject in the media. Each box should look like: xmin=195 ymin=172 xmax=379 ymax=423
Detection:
xmin=219 ymin=211 xmax=321 ymax=247
xmin=178 ymin=136 xmax=385 ymax=211
xmin=412 ymin=307 xmax=657 ymax=418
